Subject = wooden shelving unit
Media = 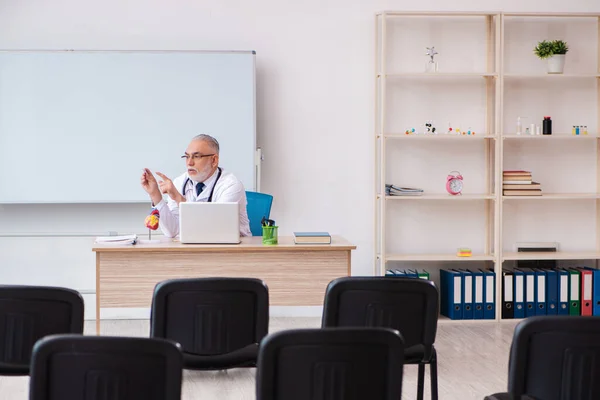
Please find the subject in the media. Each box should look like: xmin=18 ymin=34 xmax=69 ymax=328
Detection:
xmin=375 ymin=11 xmax=600 ymax=321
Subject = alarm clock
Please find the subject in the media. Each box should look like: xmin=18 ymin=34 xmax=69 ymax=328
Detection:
xmin=446 ymin=171 xmax=463 ymax=195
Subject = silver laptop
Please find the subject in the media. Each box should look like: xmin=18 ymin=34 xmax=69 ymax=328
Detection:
xmin=179 ymin=202 xmax=241 ymax=244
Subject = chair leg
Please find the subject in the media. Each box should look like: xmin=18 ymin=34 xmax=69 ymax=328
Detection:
xmin=417 ymin=363 xmax=425 ymax=400
xmin=430 ymin=349 xmax=438 ymax=400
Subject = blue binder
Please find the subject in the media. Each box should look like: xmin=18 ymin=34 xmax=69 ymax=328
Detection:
xmin=481 ymin=268 xmax=496 ymax=320
xmin=557 ymin=268 xmax=569 ymax=315
xmin=593 ymin=268 xmax=600 ymax=316
xmin=544 ymin=269 xmax=558 ymax=315
xmin=454 ymin=269 xmax=473 ymax=319
xmin=534 ymin=269 xmax=547 ymax=316
xmin=440 ymin=269 xmax=463 ymax=320
xmin=522 ymin=268 xmax=536 ymax=317
xmin=513 ymin=269 xmax=525 ymax=319
xmin=472 ymin=269 xmax=485 ymax=319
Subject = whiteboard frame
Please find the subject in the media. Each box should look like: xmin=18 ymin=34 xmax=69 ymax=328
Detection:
xmin=0 ymin=49 xmax=259 ymax=204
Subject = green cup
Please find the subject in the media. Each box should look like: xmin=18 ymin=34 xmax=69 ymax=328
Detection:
xmin=262 ymin=225 xmax=278 ymax=245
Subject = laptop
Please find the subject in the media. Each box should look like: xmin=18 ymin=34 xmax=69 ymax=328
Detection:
xmin=179 ymin=202 xmax=241 ymax=244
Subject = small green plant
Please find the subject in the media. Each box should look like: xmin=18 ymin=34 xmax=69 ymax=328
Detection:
xmin=534 ymin=40 xmax=569 ymax=59
xmin=552 ymin=40 xmax=569 ymax=55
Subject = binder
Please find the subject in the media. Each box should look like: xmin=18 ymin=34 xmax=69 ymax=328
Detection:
xmin=482 ymin=269 xmax=496 ymax=320
xmin=385 ymin=269 xmax=396 ymax=276
xmin=440 ymin=269 xmax=463 ymax=320
xmin=534 ymin=269 xmax=547 ymax=316
xmin=455 ymin=269 xmax=473 ymax=319
xmin=579 ymin=268 xmax=593 ymax=316
xmin=408 ymin=269 xmax=430 ymax=280
xmin=544 ymin=269 xmax=558 ymax=315
xmin=513 ymin=269 xmax=525 ymax=319
xmin=522 ymin=268 xmax=536 ymax=317
xmin=569 ymin=269 xmax=581 ymax=316
xmin=502 ymin=270 xmax=514 ymax=319
xmin=557 ymin=269 xmax=569 ymax=315
xmin=593 ymin=268 xmax=600 ymax=316
xmin=472 ymin=269 xmax=484 ymax=319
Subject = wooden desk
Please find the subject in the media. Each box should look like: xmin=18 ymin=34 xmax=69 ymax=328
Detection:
xmin=92 ymin=236 xmax=356 ymax=333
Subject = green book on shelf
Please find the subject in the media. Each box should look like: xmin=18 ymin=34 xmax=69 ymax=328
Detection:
xmin=569 ymin=269 xmax=581 ymax=316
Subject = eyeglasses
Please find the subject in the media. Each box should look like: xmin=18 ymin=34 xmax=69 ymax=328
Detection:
xmin=181 ymin=153 xmax=215 ymax=161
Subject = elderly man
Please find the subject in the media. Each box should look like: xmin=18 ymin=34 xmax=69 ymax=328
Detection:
xmin=141 ymin=134 xmax=251 ymax=237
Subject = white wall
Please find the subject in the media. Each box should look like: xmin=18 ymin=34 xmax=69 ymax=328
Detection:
xmin=1 ymin=0 xmax=599 ymax=317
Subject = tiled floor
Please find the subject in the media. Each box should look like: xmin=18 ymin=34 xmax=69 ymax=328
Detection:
xmin=0 ymin=318 xmax=519 ymax=399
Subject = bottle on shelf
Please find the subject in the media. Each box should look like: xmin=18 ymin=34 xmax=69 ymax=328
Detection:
xmin=584 ymin=126 xmax=588 ymax=135
xmin=576 ymin=126 xmax=580 ymax=135
xmin=572 ymin=125 xmax=577 ymax=135
xmin=542 ymin=116 xmax=552 ymax=135
xmin=516 ymin=116 xmax=522 ymax=135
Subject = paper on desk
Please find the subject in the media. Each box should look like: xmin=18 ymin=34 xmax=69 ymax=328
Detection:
xmin=95 ymin=234 xmax=137 ymax=245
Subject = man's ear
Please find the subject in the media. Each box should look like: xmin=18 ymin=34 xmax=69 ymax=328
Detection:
xmin=213 ymin=155 xmax=219 ymax=168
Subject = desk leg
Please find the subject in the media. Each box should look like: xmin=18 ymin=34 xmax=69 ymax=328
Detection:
xmin=96 ymin=253 xmax=100 ymax=335
xmin=347 ymin=250 xmax=352 ymax=276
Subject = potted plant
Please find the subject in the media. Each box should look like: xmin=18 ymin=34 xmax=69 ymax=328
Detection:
xmin=534 ymin=39 xmax=569 ymax=74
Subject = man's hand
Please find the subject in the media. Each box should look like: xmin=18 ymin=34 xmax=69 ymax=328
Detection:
xmin=141 ymin=168 xmax=163 ymax=205
xmin=156 ymin=172 xmax=185 ymax=204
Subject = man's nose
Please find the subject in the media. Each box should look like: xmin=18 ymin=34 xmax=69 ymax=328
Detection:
xmin=187 ymin=157 xmax=194 ymax=167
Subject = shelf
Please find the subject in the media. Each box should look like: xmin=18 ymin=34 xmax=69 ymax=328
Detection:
xmin=504 ymin=73 xmax=600 ymax=78
xmin=503 ymin=251 xmax=600 ymax=261
xmin=503 ymin=193 xmax=600 ymax=200
xmin=502 ymin=12 xmax=600 ymax=18
xmin=386 ymin=254 xmax=495 ymax=261
xmin=379 ymin=72 xmax=497 ymax=78
xmin=385 ymin=194 xmax=495 ymax=200
xmin=383 ymin=134 xmax=496 ymax=140
xmin=503 ymin=134 xmax=598 ymax=139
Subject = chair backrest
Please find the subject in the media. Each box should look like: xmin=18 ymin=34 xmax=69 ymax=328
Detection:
xmin=507 ymin=316 xmax=600 ymax=400
xmin=29 ymin=334 xmax=183 ymax=400
xmin=321 ymin=277 xmax=439 ymax=357
xmin=0 ymin=285 xmax=84 ymax=375
xmin=245 ymin=191 xmax=273 ymax=236
xmin=150 ymin=278 xmax=269 ymax=355
xmin=256 ymin=327 xmax=405 ymax=400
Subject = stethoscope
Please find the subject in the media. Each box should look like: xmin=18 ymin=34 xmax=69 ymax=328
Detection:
xmin=181 ymin=167 xmax=222 ymax=202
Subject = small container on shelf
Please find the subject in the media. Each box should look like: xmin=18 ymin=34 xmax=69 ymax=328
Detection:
xmin=542 ymin=116 xmax=552 ymax=135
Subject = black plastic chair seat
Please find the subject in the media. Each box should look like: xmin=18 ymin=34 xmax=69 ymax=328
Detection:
xmin=404 ymin=344 xmax=432 ymax=364
xmin=0 ymin=362 xmax=29 ymax=376
xmin=183 ymin=343 xmax=258 ymax=370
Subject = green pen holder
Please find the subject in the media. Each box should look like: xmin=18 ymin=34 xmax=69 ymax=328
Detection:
xmin=262 ymin=226 xmax=278 ymax=245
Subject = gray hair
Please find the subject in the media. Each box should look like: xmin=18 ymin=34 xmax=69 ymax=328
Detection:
xmin=192 ymin=134 xmax=220 ymax=154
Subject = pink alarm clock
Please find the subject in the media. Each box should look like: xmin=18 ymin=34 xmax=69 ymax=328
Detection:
xmin=446 ymin=171 xmax=463 ymax=195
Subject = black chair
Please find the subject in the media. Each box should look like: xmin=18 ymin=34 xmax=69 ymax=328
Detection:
xmin=485 ymin=315 xmax=600 ymax=400
xmin=29 ymin=334 xmax=183 ymax=400
xmin=0 ymin=285 xmax=84 ymax=376
xmin=256 ymin=327 xmax=405 ymax=400
xmin=149 ymin=277 xmax=269 ymax=370
xmin=322 ymin=276 xmax=439 ymax=400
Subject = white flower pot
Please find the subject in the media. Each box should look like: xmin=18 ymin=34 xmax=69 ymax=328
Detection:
xmin=547 ymin=54 xmax=566 ymax=74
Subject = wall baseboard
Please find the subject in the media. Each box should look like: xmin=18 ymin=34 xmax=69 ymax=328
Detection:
xmin=95 ymin=306 xmax=323 ymax=320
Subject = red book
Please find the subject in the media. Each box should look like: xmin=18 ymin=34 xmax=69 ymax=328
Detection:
xmin=579 ymin=268 xmax=593 ymax=316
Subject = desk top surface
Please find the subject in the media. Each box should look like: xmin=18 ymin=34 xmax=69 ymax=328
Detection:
xmin=92 ymin=235 xmax=356 ymax=253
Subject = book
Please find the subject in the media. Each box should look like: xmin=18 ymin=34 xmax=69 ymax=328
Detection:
xmin=502 ymin=182 xmax=541 ymax=190
xmin=95 ymin=234 xmax=138 ymax=245
xmin=503 ymin=189 xmax=542 ymax=196
xmin=385 ymin=184 xmax=423 ymax=196
xmin=503 ymin=170 xmax=532 ymax=175
xmin=503 ymin=180 xmax=533 ymax=185
xmin=293 ymin=232 xmax=331 ymax=244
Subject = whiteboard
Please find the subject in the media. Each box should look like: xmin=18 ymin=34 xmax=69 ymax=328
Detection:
xmin=0 ymin=50 xmax=257 ymax=203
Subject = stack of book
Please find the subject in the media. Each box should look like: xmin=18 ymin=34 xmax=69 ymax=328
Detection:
xmin=385 ymin=184 xmax=423 ymax=196
xmin=94 ymin=234 xmax=138 ymax=245
xmin=503 ymin=170 xmax=542 ymax=196
xmin=293 ymin=232 xmax=331 ymax=244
